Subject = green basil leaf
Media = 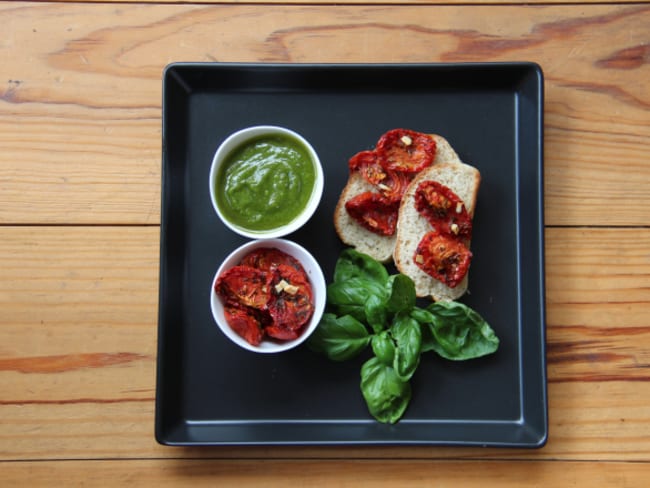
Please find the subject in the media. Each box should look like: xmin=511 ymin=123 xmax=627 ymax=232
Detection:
xmin=426 ymin=301 xmax=500 ymax=360
xmin=360 ymin=357 xmax=411 ymax=424
xmin=326 ymin=277 xmax=384 ymax=322
xmin=333 ymin=249 xmax=389 ymax=286
xmin=391 ymin=312 xmax=422 ymax=381
xmin=308 ymin=313 xmax=371 ymax=361
xmin=410 ymin=308 xmax=438 ymax=353
xmin=371 ymin=331 xmax=395 ymax=366
xmin=328 ymin=277 xmax=387 ymax=305
xmin=365 ymin=293 xmax=388 ymax=333
xmin=385 ymin=274 xmax=416 ymax=313
xmin=327 ymin=278 xmax=371 ymax=305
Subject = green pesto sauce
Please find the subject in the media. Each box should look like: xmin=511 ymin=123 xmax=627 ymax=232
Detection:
xmin=216 ymin=134 xmax=316 ymax=231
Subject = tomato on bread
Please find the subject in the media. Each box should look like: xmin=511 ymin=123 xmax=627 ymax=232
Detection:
xmin=376 ymin=129 xmax=437 ymax=173
xmin=334 ymin=130 xmax=458 ymax=263
xmin=334 ymin=128 xmax=481 ymax=301
xmin=394 ymin=161 xmax=481 ymax=301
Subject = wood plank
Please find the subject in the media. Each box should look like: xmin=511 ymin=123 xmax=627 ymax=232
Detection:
xmin=1 ymin=459 xmax=649 ymax=487
xmin=1 ymin=3 xmax=649 ymax=225
xmin=42 ymin=0 xmax=647 ymax=5
xmin=1 ymin=226 xmax=649 ymax=460
xmin=2 ymin=382 xmax=648 ymax=461
xmin=0 ymin=226 xmax=158 ymax=406
xmin=545 ymin=228 xmax=650 ymax=383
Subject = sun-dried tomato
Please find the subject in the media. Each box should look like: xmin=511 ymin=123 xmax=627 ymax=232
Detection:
xmin=215 ymin=248 xmax=314 ymax=346
xmin=223 ymin=305 xmax=265 ymax=346
xmin=349 ymin=150 xmax=412 ymax=203
xmin=414 ymin=230 xmax=472 ymax=288
xmin=371 ymin=168 xmax=411 ymax=203
xmin=376 ymin=129 xmax=436 ymax=173
xmin=348 ymin=150 xmax=378 ymax=173
xmin=265 ymin=324 xmax=300 ymax=341
xmin=268 ymin=264 xmax=314 ymax=332
xmin=215 ymin=265 xmax=271 ymax=309
xmin=239 ymin=247 xmax=303 ymax=273
xmin=414 ymin=180 xmax=472 ymax=239
xmin=345 ymin=192 xmax=399 ymax=236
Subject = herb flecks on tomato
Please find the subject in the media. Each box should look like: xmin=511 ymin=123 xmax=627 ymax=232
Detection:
xmin=223 ymin=305 xmax=265 ymax=346
xmin=216 ymin=266 xmax=272 ymax=309
xmin=345 ymin=192 xmax=399 ymax=236
xmin=414 ymin=231 xmax=472 ymax=288
xmin=414 ymin=180 xmax=472 ymax=239
xmin=376 ymin=129 xmax=436 ymax=174
xmin=215 ymin=248 xmax=314 ymax=346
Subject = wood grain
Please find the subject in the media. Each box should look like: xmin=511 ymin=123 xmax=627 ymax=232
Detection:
xmin=2 ymin=381 xmax=648 ymax=461
xmin=1 ymin=226 xmax=649 ymax=461
xmin=2 ymin=0 xmax=649 ymax=484
xmin=1 ymin=459 xmax=649 ymax=487
xmin=41 ymin=0 xmax=648 ymax=5
xmin=1 ymin=3 xmax=649 ymax=225
xmin=546 ymin=228 xmax=650 ymax=383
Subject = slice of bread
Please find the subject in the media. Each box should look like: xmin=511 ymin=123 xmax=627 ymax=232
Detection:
xmin=333 ymin=172 xmax=397 ymax=262
xmin=334 ymin=134 xmax=459 ymax=263
xmin=394 ymin=161 xmax=481 ymax=301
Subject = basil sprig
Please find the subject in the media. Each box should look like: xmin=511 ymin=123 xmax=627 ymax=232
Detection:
xmin=308 ymin=249 xmax=499 ymax=424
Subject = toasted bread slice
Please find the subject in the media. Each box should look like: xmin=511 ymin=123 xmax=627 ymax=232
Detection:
xmin=394 ymin=161 xmax=481 ymax=301
xmin=333 ymin=134 xmax=459 ymax=263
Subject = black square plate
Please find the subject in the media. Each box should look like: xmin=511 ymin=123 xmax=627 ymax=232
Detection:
xmin=156 ymin=63 xmax=547 ymax=447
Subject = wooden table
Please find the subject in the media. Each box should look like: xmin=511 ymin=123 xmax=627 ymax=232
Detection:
xmin=1 ymin=0 xmax=649 ymax=485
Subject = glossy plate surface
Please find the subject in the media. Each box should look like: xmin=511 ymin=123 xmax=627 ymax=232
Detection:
xmin=156 ymin=63 xmax=547 ymax=447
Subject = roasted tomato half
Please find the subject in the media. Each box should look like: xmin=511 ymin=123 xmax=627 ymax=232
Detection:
xmin=239 ymin=247 xmax=303 ymax=273
xmin=415 ymin=180 xmax=473 ymax=239
xmin=345 ymin=192 xmax=399 ymax=236
xmin=414 ymin=230 xmax=472 ymax=288
xmin=374 ymin=168 xmax=412 ymax=203
xmin=349 ymin=150 xmax=412 ymax=203
xmin=223 ymin=305 xmax=265 ymax=346
xmin=215 ymin=265 xmax=271 ymax=309
xmin=348 ymin=150 xmax=378 ymax=173
xmin=267 ymin=264 xmax=314 ymax=334
xmin=216 ymin=248 xmax=315 ymax=346
xmin=376 ymin=129 xmax=436 ymax=173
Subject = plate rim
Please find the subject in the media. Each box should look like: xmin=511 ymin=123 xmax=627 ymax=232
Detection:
xmin=155 ymin=61 xmax=547 ymax=448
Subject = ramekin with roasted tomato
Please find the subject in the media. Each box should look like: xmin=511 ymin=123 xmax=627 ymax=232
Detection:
xmin=210 ymin=239 xmax=326 ymax=353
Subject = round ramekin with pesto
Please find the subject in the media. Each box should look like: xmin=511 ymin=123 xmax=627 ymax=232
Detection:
xmin=209 ymin=126 xmax=324 ymax=239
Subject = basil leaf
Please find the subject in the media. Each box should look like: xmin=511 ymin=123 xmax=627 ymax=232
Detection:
xmin=410 ymin=307 xmax=433 ymax=324
xmin=365 ymin=293 xmax=388 ymax=333
xmin=308 ymin=313 xmax=371 ymax=361
xmin=326 ymin=277 xmax=385 ymax=322
xmin=327 ymin=278 xmax=376 ymax=305
xmin=360 ymin=357 xmax=411 ymax=424
xmin=391 ymin=312 xmax=422 ymax=381
xmin=425 ymin=301 xmax=500 ymax=360
xmin=385 ymin=274 xmax=416 ymax=313
xmin=371 ymin=331 xmax=395 ymax=366
xmin=333 ymin=249 xmax=389 ymax=286
xmin=410 ymin=307 xmax=438 ymax=353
